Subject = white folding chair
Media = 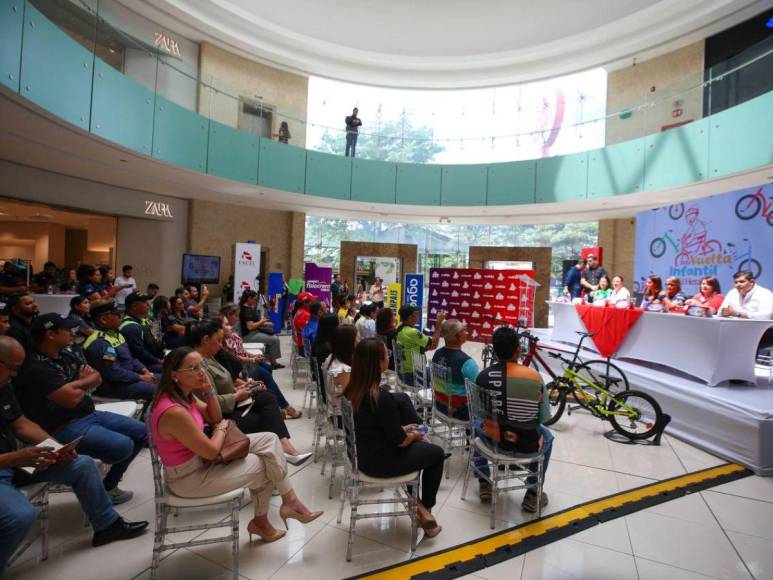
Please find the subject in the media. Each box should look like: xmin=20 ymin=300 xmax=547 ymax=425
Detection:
xmin=302 ymin=337 xmax=318 ymax=414
xmin=461 ymin=378 xmax=546 ymax=529
xmin=290 ymin=332 xmax=309 ymax=389
xmin=337 ymin=398 xmax=420 ymax=562
xmin=409 ymin=351 xmax=434 ymax=421
xmin=145 ymin=412 xmax=245 ymax=580
xmin=429 ymin=362 xmax=470 ymax=479
xmin=320 ymin=370 xmax=346 ymax=499
xmin=8 ymin=482 xmax=50 ymax=567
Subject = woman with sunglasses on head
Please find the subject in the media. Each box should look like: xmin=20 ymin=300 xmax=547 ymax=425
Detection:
xmin=343 ymin=338 xmax=446 ymax=537
xmin=150 ymin=347 xmax=322 ymax=543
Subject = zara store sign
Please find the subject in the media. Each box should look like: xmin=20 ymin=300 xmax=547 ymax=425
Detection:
xmin=144 ymin=200 xmax=174 ymax=219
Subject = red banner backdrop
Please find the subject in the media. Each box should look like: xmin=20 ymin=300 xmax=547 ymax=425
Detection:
xmin=427 ymin=268 xmax=537 ymax=343
xmin=575 ymin=304 xmax=644 ymax=357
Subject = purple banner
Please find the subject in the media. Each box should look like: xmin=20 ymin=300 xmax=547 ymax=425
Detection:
xmin=304 ymin=263 xmax=333 ymax=306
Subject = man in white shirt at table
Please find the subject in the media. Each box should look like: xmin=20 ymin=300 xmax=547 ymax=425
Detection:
xmin=719 ymin=270 xmax=773 ymax=320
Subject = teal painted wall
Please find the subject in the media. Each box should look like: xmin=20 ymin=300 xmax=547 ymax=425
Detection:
xmin=2 ymin=1 xmax=773 ymax=208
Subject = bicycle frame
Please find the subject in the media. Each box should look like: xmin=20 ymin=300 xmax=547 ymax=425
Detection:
xmin=562 ymin=366 xmax=638 ymax=418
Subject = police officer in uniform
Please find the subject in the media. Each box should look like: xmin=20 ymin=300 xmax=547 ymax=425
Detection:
xmin=84 ymin=302 xmax=157 ymax=402
xmin=119 ymin=293 xmax=163 ymax=373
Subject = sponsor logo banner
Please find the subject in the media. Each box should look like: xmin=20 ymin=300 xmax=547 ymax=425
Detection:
xmin=387 ymin=283 xmax=402 ymax=312
xmin=304 ymin=263 xmax=333 ymax=306
xmin=404 ymin=273 xmax=424 ymax=328
xmin=234 ymin=242 xmax=261 ymax=303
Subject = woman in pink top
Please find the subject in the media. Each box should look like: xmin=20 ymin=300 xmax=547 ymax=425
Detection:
xmin=685 ymin=276 xmax=724 ymax=314
xmin=150 ymin=347 xmax=322 ymax=543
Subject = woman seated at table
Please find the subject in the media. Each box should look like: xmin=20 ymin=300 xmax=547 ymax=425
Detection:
xmin=662 ymin=276 xmax=687 ymax=312
xmin=590 ymin=275 xmax=612 ymax=303
xmin=150 ymin=347 xmax=322 ymax=543
xmin=685 ymin=276 xmax=724 ymax=315
xmin=188 ymin=319 xmax=311 ymax=465
xmin=344 ymin=338 xmax=446 ymax=537
xmin=608 ymin=275 xmax=631 ymax=307
xmin=641 ymin=275 xmax=665 ymax=310
xmin=325 ymin=324 xmax=358 ymax=394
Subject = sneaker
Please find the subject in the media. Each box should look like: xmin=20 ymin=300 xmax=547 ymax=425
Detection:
xmin=521 ymin=491 xmax=548 ymax=513
xmin=478 ymin=480 xmax=492 ymax=504
xmin=92 ymin=517 xmax=148 ymax=547
xmin=107 ymin=487 xmax=134 ymax=505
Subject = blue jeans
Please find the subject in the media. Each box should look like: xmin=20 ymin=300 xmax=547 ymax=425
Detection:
xmin=1 ymin=457 xmax=118 ymax=574
xmin=345 ymin=132 xmax=358 ymax=157
xmin=95 ymin=380 xmax=155 ymax=402
xmin=247 ymin=363 xmax=289 ymax=409
xmin=56 ymin=411 xmax=146 ymax=491
xmin=473 ymin=425 xmax=553 ymax=487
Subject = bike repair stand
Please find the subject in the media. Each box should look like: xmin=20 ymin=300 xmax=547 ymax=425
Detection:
xmin=603 ymin=414 xmax=672 ymax=447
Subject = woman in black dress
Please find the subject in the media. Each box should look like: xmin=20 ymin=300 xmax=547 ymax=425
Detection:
xmin=343 ymin=338 xmax=445 ymax=537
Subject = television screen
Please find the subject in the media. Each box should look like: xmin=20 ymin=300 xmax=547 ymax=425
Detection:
xmin=182 ymin=254 xmax=221 ymax=284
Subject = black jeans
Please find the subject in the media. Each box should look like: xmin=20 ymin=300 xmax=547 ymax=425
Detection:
xmin=345 ymin=132 xmax=358 ymax=157
xmin=232 ymin=390 xmax=290 ymax=440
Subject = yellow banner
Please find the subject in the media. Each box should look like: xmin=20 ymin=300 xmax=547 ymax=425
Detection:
xmin=387 ymin=283 xmax=402 ymax=313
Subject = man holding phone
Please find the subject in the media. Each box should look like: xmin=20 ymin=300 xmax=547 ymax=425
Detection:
xmin=0 ymin=336 xmax=148 ymax=576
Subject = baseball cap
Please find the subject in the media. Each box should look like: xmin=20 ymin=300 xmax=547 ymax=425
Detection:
xmin=10 ymin=258 xmax=27 ymax=270
xmin=31 ymin=313 xmax=78 ymax=338
xmin=398 ymin=304 xmax=420 ymax=320
xmin=124 ymin=293 xmax=152 ymax=308
xmin=90 ymin=301 xmax=121 ymax=318
xmin=298 ymin=291 xmax=318 ymax=302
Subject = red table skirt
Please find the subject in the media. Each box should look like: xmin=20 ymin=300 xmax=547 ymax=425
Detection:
xmin=575 ymin=304 xmax=644 ymax=358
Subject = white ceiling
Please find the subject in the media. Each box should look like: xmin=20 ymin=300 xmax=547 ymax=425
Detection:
xmin=122 ymin=0 xmax=771 ymax=88
xmin=1 ymin=87 xmax=772 ymax=226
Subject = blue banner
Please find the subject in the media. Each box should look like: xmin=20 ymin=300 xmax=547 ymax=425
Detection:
xmin=403 ymin=273 xmax=424 ymax=327
xmin=634 ymin=183 xmax=773 ymax=296
xmin=267 ymin=272 xmax=284 ymax=332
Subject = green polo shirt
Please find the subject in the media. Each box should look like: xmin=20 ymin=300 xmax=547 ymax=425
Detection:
xmin=396 ymin=325 xmax=430 ymax=373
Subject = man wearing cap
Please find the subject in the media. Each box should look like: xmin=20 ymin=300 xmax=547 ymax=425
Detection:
xmin=5 ymin=292 xmax=38 ymax=354
xmin=0 ymin=336 xmax=148 ymax=574
xmin=292 ymin=291 xmax=317 ymax=352
xmin=0 ymin=258 xmax=29 ymax=299
xmin=580 ymin=254 xmax=608 ymax=294
xmin=15 ymin=314 xmax=147 ymax=505
xmin=84 ymin=302 xmax=157 ymax=402
xmin=119 ymin=293 xmax=163 ymax=373
xmin=396 ymin=305 xmax=444 ymax=386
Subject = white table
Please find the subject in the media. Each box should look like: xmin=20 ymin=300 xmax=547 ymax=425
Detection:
xmin=549 ymin=301 xmax=772 ymax=386
xmin=33 ymin=294 xmax=74 ymax=317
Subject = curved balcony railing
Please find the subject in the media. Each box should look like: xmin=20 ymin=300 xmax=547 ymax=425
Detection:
xmin=1 ymin=0 xmax=772 ymax=207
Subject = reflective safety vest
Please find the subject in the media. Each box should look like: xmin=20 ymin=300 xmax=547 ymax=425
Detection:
xmin=83 ymin=328 xmax=125 ymax=351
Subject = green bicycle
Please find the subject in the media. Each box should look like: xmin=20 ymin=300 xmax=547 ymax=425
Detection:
xmin=523 ymin=331 xmax=663 ymax=440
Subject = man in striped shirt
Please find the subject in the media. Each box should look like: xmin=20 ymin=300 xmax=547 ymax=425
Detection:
xmin=474 ymin=326 xmax=553 ymax=512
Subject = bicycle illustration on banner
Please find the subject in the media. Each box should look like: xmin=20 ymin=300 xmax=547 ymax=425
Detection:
xmin=649 ymin=207 xmax=722 ymax=266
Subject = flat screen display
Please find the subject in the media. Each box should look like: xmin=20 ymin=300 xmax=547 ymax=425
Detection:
xmin=182 ymin=254 xmax=221 ymax=284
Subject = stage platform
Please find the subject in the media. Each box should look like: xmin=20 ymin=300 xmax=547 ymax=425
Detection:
xmin=531 ymin=329 xmax=773 ymax=476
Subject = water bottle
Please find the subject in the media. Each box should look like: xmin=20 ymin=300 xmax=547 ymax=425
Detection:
xmin=47 ymin=285 xmax=53 ymax=295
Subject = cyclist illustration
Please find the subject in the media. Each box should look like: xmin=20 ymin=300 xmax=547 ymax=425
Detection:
xmin=726 ymin=238 xmax=762 ymax=280
xmin=675 ymin=207 xmax=722 ymax=265
xmin=735 ymin=187 xmax=773 ymax=226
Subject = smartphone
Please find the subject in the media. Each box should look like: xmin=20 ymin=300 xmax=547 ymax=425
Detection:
xmin=54 ymin=436 xmax=84 ymax=461
xmin=415 ymin=425 xmax=429 ymax=435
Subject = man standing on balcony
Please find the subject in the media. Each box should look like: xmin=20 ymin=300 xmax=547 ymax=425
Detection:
xmin=345 ymin=107 xmax=362 ymax=157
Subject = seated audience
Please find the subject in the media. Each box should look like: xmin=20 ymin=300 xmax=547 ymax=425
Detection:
xmin=188 ymin=320 xmax=310 ymax=465
xmin=300 ymin=300 xmax=325 ymax=346
xmin=84 ymin=302 xmax=157 ymax=402
xmin=474 ymin=326 xmax=553 ymax=510
xmin=15 ymin=314 xmax=146 ymax=505
xmin=356 ymin=303 xmax=378 ymax=339
xmin=325 ymin=324 xmax=358 ymax=393
xmin=99 ymin=266 xmax=117 ymax=299
xmin=431 ymin=319 xmax=479 ymax=421
xmin=78 ymin=266 xmax=105 ymax=300
xmin=31 ymin=261 xmax=60 ymax=293
xmin=59 ymin=269 xmax=79 ymax=293
xmin=292 ymin=292 xmax=316 ymax=352
xmin=311 ymin=314 xmax=339 ymax=402
xmin=376 ymin=307 xmax=398 ymax=370
xmin=337 ymin=294 xmax=356 ymax=324
xmin=6 ymin=292 xmax=38 ymax=353
xmin=0 ymin=336 xmax=148 ymax=576
xmin=641 ymin=275 xmax=664 ymax=310
xmin=562 ymin=258 xmax=585 ymax=300
xmin=344 ymin=338 xmax=446 ymax=537
xmin=608 ymin=275 xmax=631 ymax=307
xmin=685 ymin=276 xmax=724 ymax=314
xmin=590 ymin=275 xmax=612 ymax=303
xmin=0 ymin=258 xmax=29 ymax=297
xmin=119 ymin=293 xmax=164 ymax=373
xmin=720 ymin=270 xmax=773 ymax=320
xmin=150 ymin=347 xmax=322 ymax=543
xmin=67 ymin=295 xmax=95 ymax=352
xmin=662 ymin=276 xmax=687 ymax=311
xmin=146 ymin=283 xmax=160 ymax=299
xmin=239 ymin=290 xmax=283 ymax=369
xmin=220 ymin=305 xmax=301 ymax=419
xmin=396 ymin=306 xmax=444 ymax=386
xmin=184 ymin=284 xmax=209 ymax=319
xmin=162 ymin=296 xmax=189 ymax=349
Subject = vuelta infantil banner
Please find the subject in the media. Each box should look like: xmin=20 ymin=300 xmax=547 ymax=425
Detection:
xmin=634 ymin=183 xmax=773 ymax=296
xmin=304 ymin=263 xmax=333 ymax=306
xmin=426 ymin=268 xmax=537 ymax=343
xmin=234 ymin=242 xmax=261 ymax=303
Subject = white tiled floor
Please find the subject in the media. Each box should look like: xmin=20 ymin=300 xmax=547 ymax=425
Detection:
xmin=8 ymin=337 xmax=772 ymax=580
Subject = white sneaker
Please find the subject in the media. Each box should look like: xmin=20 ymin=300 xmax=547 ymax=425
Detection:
xmin=285 ymin=452 xmax=312 ymax=466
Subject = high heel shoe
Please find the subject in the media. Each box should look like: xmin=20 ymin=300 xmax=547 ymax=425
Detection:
xmin=279 ymin=505 xmax=324 ymax=529
xmin=247 ymin=519 xmax=286 ymax=543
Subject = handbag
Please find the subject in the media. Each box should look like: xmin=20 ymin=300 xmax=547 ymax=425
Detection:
xmin=216 ymin=420 xmax=250 ymax=464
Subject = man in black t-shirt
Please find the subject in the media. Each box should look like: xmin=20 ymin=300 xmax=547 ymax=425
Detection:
xmin=0 ymin=336 xmax=147 ymax=575
xmin=15 ymin=314 xmax=147 ymax=505
xmin=580 ymin=254 xmax=608 ymax=295
xmin=5 ymin=292 xmax=38 ymax=354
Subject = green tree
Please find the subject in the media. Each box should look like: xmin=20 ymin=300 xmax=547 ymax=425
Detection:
xmin=314 ymin=118 xmax=444 ymax=163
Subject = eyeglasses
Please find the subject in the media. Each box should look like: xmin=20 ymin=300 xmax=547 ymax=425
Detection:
xmin=177 ymin=364 xmax=206 ymax=374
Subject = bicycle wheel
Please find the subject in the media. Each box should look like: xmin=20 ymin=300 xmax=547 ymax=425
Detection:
xmin=739 ymin=258 xmax=762 ymax=280
xmin=650 ymin=238 xmax=666 ymax=258
xmin=735 ymin=195 xmax=759 ymax=220
xmin=580 ymin=359 xmax=630 ymax=394
xmin=669 ymin=204 xmax=684 ymax=220
xmin=607 ymin=390 xmax=662 ymax=440
xmin=542 ymin=380 xmax=567 ymax=426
